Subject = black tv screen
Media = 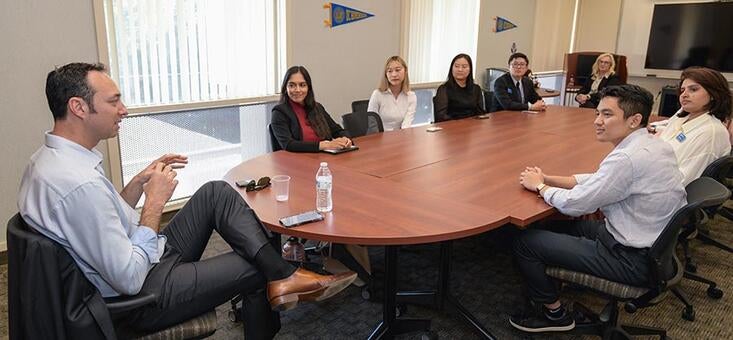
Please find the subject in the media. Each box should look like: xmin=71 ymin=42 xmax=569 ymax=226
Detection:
xmin=645 ymin=2 xmax=733 ymax=72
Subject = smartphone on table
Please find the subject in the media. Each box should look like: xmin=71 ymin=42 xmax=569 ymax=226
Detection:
xmin=279 ymin=211 xmax=324 ymax=228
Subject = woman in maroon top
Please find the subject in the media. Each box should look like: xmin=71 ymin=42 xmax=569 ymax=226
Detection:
xmin=271 ymin=66 xmax=352 ymax=152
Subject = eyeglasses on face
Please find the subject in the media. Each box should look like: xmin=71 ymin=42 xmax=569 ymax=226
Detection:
xmin=245 ymin=177 xmax=271 ymax=192
xmin=510 ymin=63 xmax=528 ymax=68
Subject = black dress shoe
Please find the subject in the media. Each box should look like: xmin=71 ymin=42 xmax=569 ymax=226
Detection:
xmin=509 ymin=307 xmax=575 ymax=333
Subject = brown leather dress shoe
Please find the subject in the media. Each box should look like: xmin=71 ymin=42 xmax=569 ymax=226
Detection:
xmin=267 ymin=268 xmax=357 ymax=311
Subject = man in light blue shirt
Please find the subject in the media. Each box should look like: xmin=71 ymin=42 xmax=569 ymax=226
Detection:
xmin=511 ymin=85 xmax=686 ymax=333
xmin=18 ymin=63 xmax=355 ymax=335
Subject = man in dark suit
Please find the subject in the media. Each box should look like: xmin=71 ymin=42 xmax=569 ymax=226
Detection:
xmin=494 ymin=52 xmax=546 ymax=111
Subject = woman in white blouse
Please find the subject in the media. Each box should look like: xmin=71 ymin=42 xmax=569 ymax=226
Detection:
xmin=367 ymin=56 xmax=417 ymax=131
xmin=654 ymin=67 xmax=732 ymax=185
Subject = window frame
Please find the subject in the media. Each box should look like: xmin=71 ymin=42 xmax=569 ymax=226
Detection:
xmin=92 ymin=0 xmax=287 ymax=209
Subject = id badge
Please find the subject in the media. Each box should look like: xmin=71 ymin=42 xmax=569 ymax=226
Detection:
xmin=676 ymin=132 xmax=686 ymax=142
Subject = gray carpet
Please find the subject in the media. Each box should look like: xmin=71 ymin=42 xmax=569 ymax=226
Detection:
xmin=2 ymin=213 xmax=732 ymax=339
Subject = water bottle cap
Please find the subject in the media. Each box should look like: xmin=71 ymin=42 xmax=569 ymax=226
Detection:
xmin=320 ymin=162 xmax=328 ymax=167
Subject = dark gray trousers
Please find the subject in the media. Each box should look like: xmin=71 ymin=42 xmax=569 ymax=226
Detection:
xmin=127 ymin=181 xmax=279 ymax=338
xmin=513 ymin=220 xmax=650 ymax=304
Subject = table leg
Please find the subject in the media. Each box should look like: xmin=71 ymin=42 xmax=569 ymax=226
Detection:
xmin=368 ymin=245 xmax=431 ymax=340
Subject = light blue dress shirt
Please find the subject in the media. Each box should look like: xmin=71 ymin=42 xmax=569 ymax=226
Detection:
xmin=18 ymin=133 xmax=166 ymax=297
xmin=543 ymin=129 xmax=687 ymax=248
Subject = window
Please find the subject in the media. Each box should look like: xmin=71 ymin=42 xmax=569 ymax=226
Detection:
xmin=404 ymin=0 xmax=481 ymax=84
xmin=94 ymin=0 xmax=286 ymax=206
xmin=118 ymin=102 xmax=277 ymax=203
xmin=101 ymin=0 xmax=286 ymax=107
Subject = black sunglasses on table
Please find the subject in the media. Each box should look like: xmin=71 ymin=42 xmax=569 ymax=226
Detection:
xmin=239 ymin=177 xmax=271 ymax=192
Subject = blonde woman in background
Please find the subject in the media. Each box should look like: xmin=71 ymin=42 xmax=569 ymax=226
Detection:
xmin=367 ymin=56 xmax=417 ymax=131
xmin=575 ymin=53 xmax=623 ymax=108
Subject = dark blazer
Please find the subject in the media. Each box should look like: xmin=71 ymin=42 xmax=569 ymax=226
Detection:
xmin=271 ymin=102 xmax=349 ymax=153
xmin=493 ymin=73 xmax=541 ymax=111
xmin=577 ymin=74 xmax=623 ymax=108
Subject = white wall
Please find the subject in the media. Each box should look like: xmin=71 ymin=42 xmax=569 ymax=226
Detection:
xmin=574 ymin=0 xmax=622 ymax=53
xmin=288 ymin=0 xmax=401 ymax=117
xmin=476 ymin=0 xmax=537 ymax=85
xmin=0 ymin=0 xmax=101 ymax=251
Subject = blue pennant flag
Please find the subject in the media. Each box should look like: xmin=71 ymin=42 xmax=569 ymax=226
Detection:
xmin=324 ymin=2 xmax=374 ymax=28
xmin=493 ymin=16 xmax=517 ymax=33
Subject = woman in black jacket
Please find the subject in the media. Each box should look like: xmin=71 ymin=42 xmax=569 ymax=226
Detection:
xmin=575 ymin=53 xmax=623 ymax=108
xmin=271 ymin=66 xmax=352 ymax=152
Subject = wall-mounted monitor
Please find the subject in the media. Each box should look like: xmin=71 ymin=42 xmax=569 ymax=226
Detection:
xmin=645 ymin=2 xmax=733 ymax=72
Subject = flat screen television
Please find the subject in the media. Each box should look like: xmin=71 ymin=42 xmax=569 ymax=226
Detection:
xmin=645 ymin=2 xmax=733 ymax=72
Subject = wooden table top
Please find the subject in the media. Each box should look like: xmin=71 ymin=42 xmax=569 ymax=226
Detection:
xmin=223 ymin=105 xmax=612 ymax=245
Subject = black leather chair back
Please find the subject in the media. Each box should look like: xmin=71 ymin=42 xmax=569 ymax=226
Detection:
xmin=268 ymin=124 xmax=282 ymax=151
xmin=342 ymin=111 xmax=384 ymax=138
xmin=351 ymin=100 xmax=369 ymax=113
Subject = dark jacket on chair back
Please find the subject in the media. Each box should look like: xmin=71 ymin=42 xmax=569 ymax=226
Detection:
xmin=8 ymin=214 xmax=115 ymax=340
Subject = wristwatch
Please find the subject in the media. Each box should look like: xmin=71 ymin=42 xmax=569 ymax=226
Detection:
xmin=535 ymin=183 xmax=547 ymax=193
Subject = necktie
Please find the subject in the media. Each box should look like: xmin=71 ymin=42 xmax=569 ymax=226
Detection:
xmin=516 ymin=81 xmax=525 ymax=103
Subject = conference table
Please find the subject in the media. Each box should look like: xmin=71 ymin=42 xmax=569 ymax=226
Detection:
xmin=223 ymin=106 xmax=613 ymax=339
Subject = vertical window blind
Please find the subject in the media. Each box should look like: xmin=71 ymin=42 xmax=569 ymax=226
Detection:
xmin=405 ymin=0 xmax=481 ymax=84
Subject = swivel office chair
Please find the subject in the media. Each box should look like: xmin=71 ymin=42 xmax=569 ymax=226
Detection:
xmin=545 ymin=177 xmax=729 ymax=337
xmin=695 ymin=155 xmax=733 ymax=254
xmin=341 ymin=111 xmax=384 ymax=138
xmin=7 ymin=213 xmax=219 ymax=340
xmin=676 ymin=156 xmax=733 ymax=306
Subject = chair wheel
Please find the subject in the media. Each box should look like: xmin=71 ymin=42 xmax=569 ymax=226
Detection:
xmin=682 ymin=307 xmax=695 ymax=321
xmin=396 ymin=304 xmax=407 ymax=317
xmin=361 ymin=286 xmax=371 ymax=300
xmin=707 ymin=287 xmax=723 ymax=299
xmin=228 ymin=309 xmax=241 ymax=323
xmin=685 ymin=262 xmax=697 ymax=273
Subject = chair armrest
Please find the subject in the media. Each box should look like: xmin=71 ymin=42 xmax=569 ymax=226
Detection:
xmin=104 ymin=292 xmax=157 ymax=315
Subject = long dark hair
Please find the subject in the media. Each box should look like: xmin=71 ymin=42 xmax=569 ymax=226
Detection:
xmin=678 ymin=67 xmax=732 ymax=123
xmin=445 ymin=53 xmax=475 ymax=89
xmin=279 ymin=66 xmax=331 ymax=139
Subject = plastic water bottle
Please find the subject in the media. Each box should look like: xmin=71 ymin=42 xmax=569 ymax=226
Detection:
xmin=316 ymin=162 xmax=333 ymax=212
xmin=282 ymin=236 xmax=306 ymax=262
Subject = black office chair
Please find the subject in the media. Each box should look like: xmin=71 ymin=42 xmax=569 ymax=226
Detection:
xmin=545 ymin=177 xmax=729 ymax=337
xmin=676 ymin=156 xmax=733 ymax=301
xmin=483 ymin=90 xmax=495 ymax=113
xmin=694 ymin=155 xmax=733 ymax=254
xmin=351 ymin=99 xmax=369 ymax=113
xmin=431 ymin=96 xmax=443 ymax=123
xmin=7 ymin=213 xmax=218 ymax=340
xmin=341 ymin=111 xmax=384 ymax=138
xmin=268 ymin=123 xmax=282 ymax=151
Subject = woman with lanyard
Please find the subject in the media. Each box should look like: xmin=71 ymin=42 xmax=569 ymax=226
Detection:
xmin=653 ymin=67 xmax=731 ymax=185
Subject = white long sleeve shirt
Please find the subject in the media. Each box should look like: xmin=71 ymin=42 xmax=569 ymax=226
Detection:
xmin=543 ymin=129 xmax=687 ymax=248
xmin=18 ymin=133 xmax=166 ymax=297
xmin=367 ymin=89 xmax=417 ymax=131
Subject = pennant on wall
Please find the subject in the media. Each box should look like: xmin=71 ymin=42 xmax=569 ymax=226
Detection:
xmin=493 ymin=16 xmax=517 ymax=33
xmin=323 ymin=2 xmax=374 ymax=28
